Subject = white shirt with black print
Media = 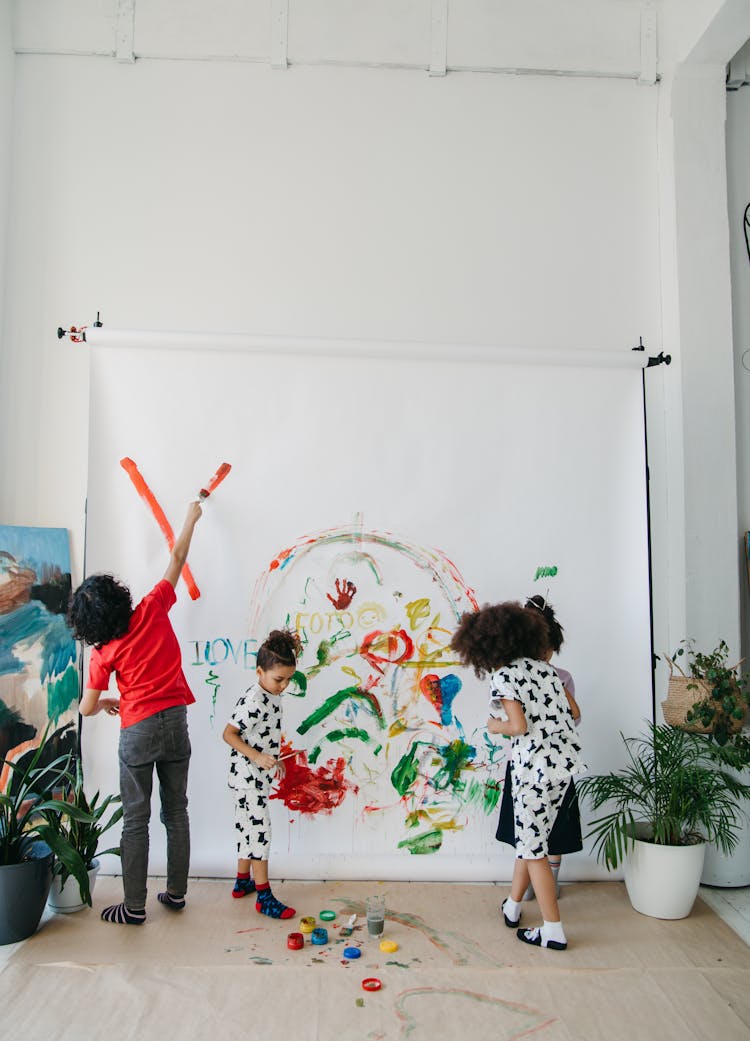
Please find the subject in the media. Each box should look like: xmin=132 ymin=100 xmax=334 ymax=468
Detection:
xmin=227 ymin=681 xmax=282 ymax=790
xmin=489 ymin=657 xmax=585 ymax=785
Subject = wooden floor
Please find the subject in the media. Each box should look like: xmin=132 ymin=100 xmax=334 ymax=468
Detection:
xmin=2 ymin=878 xmax=750 ymax=1041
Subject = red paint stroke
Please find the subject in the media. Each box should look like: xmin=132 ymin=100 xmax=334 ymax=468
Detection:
xmin=360 ymin=628 xmax=414 ymax=673
xmin=199 ymin=461 xmax=231 ymax=499
xmin=119 ymin=457 xmax=200 ymax=600
xmin=270 ymin=740 xmax=358 ymax=815
xmin=326 ymin=578 xmax=357 ymax=610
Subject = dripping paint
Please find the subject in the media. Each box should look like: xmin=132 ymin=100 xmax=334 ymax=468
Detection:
xmin=249 ymin=517 xmax=506 ymax=857
xmin=0 ymin=525 xmax=78 ymax=775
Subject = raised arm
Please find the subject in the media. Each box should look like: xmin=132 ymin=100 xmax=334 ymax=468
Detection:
xmin=163 ymin=501 xmax=203 ymax=588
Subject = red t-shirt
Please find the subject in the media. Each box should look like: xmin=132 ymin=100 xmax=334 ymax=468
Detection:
xmin=88 ymin=579 xmax=195 ymax=729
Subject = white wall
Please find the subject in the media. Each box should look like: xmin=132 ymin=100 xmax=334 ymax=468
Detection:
xmin=0 ymin=51 xmax=661 ymax=566
xmin=3 ymin=1 xmax=750 ymax=829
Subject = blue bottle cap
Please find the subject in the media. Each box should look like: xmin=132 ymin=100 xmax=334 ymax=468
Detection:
xmin=343 ymin=946 xmax=361 ymax=959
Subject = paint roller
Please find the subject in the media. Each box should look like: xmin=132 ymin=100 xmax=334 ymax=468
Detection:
xmin=198 ymin=462 xmax=231 ymax=500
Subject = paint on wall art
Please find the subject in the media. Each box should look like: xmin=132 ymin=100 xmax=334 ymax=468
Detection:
xmin=0 ymin=525 xmax=79 ymax=775
xmin=247 ymin=517 xmax=505 ymax=856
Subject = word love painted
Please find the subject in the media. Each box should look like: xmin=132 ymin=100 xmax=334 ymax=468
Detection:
xmin=187 ymin=638 xmax=258 ymax=668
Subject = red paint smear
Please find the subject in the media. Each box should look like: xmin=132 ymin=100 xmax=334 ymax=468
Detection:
xmin=360 ymin=629 xmax=414 ymax=673
xmin=269 ymin=547 xmax=294 ymax=572
xmin=271 ymin=741 xmax=358 ymax=815
xmin=199 ymin=461 xmax=231 ymax=498
xmin=120 ymin=457 xmax=200 ymax=600
xmin=419 ymin=674 xmax=444 ymax=714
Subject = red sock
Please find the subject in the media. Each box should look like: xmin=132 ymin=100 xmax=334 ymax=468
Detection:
xmin=256 ymin=882 xmax=270 ymax=891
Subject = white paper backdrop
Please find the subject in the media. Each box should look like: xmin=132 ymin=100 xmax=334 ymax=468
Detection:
xmin=82 ymin=342 xmax=652 ymax=881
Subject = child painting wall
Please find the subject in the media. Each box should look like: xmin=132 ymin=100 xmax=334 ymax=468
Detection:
xmin=81 ymin=341 xmax=653 ymax=881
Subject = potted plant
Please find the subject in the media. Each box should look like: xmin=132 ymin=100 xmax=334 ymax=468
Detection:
xmin=662 ymin=640 xmax=750 ymax=886
xmin=663 ymin=639 xmax=750 ymax=745
xmin=577 ymin=722 xmax=750 ymax=919
xmin=47 ymin=761 xmax=122 ymax=914
xmin=0 ymin=726 xmax=94 ymax=944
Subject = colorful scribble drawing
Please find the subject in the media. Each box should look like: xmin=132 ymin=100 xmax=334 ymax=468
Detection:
xmin=0 ymin=526 xmax=78 ymax=776
xmin=250 ymin=517 xmax=504 ymax=855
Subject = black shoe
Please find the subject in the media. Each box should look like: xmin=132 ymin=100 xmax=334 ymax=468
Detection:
xmin=501 ymin=899 xmax=520 ymax=928
xmin=516 ymin=927 xmax=567 ymax=950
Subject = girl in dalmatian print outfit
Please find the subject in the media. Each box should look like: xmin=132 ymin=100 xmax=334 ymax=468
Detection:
xmin=223 ymin=628 xmax=302 ymax=919
xmin=452 ymin=601 xmax=585 ymax=951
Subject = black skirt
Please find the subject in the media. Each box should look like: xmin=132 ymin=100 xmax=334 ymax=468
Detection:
xmin=495 ymin=760 xmax=583 ymax=855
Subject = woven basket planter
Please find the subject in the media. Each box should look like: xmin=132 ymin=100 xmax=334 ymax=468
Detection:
xmin=661 ymin=658 xmax=745 ymax=734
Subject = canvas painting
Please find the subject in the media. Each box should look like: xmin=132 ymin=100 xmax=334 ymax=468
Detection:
xmin=0 ymin=525 xmax=78 ymax=777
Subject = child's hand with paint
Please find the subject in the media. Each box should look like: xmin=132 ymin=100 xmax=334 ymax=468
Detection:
xmin=254 ymin=751 xmax=277 ymax=772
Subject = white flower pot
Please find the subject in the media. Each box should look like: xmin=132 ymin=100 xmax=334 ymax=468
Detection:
xmin=47 ymin=858 xmax=100 ymax=914
xmin=623 ymin=835 xmax=706 ymax=919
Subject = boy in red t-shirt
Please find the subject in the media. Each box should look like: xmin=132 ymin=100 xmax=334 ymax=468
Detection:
xmin=68 ymin=501 xmax=203 ymax=925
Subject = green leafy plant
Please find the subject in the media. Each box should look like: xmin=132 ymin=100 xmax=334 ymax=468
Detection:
xmin=577 ymin=722 xmax=750 ymax=870
xmin=0 ymin=726 xmax=95 ymax=904
xmin=672 ymin=639 xmax=750 ymax=748
xmin=54 ymin=760 xmax=122 ymax=895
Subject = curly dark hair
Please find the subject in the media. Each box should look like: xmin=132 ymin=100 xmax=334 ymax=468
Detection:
xmin=525 ymin=594 xmax=564 ymax=653
xmin=67 ymin=574 xmax=134 ymax=648
xmin=257 ymin=628 xmax=303 ymax=670
xmin=450 ymin=601 xmax=549 ymax=678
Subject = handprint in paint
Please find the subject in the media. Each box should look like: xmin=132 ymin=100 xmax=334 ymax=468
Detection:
xmin=326 ymin=578 xmax=357 ymax=610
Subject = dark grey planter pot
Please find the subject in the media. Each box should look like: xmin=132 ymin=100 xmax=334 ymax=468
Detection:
xmin=0 ymin=847 xmax=54 ymax=945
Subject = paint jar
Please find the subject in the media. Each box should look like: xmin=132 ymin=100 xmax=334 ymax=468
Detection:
xmin=311 ymin=927 xmax=328 ymax=945
xmin=287 ymin=932 xmax=304 ymax=950
xmin=365 ymin=894 xmax=386 ymax=937
xmin=299 ymin=916 xmax=316 ymax=933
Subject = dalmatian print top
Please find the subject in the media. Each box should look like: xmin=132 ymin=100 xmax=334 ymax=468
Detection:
xmin=227 ymin=682 xmax=283 ymax=790
xmin=489 ymin=658 xmax=585 ymax=786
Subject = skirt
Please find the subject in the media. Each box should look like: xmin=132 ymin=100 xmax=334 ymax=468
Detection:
xmin=495 ymin=760 xmax=583 ymax=855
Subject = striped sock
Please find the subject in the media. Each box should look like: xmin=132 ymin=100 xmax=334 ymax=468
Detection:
xmin=101 ymin=902 xmax=146 ymax=925
xmin=158 ymin=891 xmax=186 ymax=911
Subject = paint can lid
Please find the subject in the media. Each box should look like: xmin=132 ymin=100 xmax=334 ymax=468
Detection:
xmin=379 ymin=939 xmax=398 ymax=953
xmin=362 ymin=978 xmax=382 ymax=991
xmin=319 ymin=909 xmax=336 ymax=921
xmin=343 ymin=947 xmax=362 ymax=959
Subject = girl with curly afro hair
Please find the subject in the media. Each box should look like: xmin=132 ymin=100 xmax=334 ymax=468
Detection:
xmin=451 ymin=601 xmax=585 ymax=952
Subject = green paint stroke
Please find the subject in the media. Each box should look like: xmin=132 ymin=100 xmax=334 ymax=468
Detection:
xmin=305 ymin=639 xmax=332 ymax=679
xmin=465 ymin=778 xmax=502 ymax=815
xmin=307 ymin=745 xmax=322 ymax=764
xmin=432 ymin=739 xmax=476 ymax=792
xmin=391 ymin=746 xmax=421 ymax=797
xmin=297 ymin=685 xmax=385 ymax=735
xmin=398 ymin=829 xmax=443 ymax=855
xmin=395 ymin=987 xmax=554 ymax=1041
xmin=326 ymin=727 xmax=371 ymax=745
xmin=289 ymin=670 xmax=307 ymax=697
xmin=46 ymin=663 xmax=79 ymax=722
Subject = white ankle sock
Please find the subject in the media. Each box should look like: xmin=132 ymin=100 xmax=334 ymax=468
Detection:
xmin=542 ymin=919 xmax=566 ymax=945
xmin=504 ymin=896 xmax=522 ymax=922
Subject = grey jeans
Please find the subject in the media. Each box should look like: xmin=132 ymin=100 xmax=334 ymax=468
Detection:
xmin=118 ymin=705 xmax=191 ymax=910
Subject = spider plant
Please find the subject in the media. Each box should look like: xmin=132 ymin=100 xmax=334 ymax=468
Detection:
xmin=577 ymin=722 xmax=750 ymax=870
